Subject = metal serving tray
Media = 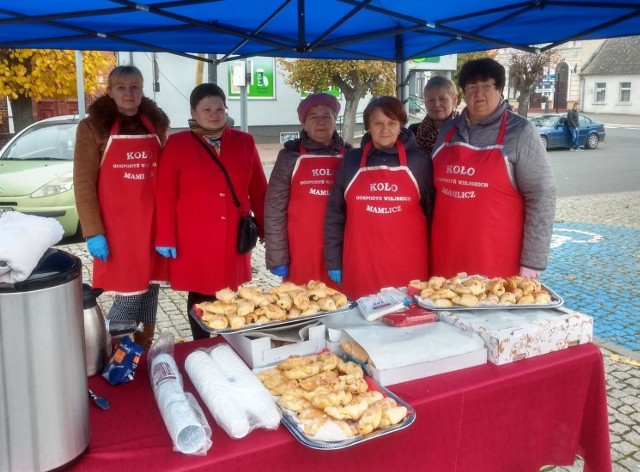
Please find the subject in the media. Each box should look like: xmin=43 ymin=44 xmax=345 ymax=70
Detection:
xmin=279 ymin=380 xmax=416 ymax=450
xmin=415 ymin=282 xmax=564 ymax=311
xmin=189 ymin=300 xmax=357 ymax=335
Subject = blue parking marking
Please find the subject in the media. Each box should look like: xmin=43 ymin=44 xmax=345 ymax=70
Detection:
xmin=545 ymin=222 xmax=640 ymax=352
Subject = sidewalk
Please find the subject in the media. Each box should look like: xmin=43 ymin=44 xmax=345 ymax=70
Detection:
xmin=256 ymin=142 xmax=281 ymax=165
xmin=58 ymin=190 xmax=640 ymax=472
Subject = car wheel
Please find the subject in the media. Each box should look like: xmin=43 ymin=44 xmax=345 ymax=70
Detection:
xmin=540 ymin=135 xmax=548 ymax=150
xmin=585 ymin=133 xmax=599 ymax=149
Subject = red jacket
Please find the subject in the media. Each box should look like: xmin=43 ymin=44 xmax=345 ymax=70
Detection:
xmin=155 ymin=127 xmax=267 ymax=294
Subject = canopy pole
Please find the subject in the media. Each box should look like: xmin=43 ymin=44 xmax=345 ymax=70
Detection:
xmin=240 ymin=59 xmax=249 ymax=132
xmin=397 ymin=61 xmax=409 ymax=113
xmin=75 ymin=51 xmax=86 ymax=119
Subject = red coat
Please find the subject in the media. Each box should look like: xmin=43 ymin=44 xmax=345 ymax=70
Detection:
xmin=155 ymin=128 xmax=267 ymax=294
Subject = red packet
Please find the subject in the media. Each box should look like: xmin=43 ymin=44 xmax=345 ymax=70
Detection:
xmin=381 ymin=304 xmax=437 ymax=327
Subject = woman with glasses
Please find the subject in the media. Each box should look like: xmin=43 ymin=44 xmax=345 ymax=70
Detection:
xmin=73 ymin=65 xmax=170 ymax=349
xmin=154 ymin=83 xmax=267 ymax=340
xmin=409 ymin=76 xmax=460 ymax=155
xmin=430 ymin=58 xmax=556 ymax=280
xmin=264 ymin=93 xmax=351 ymax=287
xmin=324 ymin=96 xmax=434 ymax=299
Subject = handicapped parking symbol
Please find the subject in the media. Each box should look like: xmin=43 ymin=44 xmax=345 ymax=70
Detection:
xmin=550 ymin=228 xmax=603 ymax=249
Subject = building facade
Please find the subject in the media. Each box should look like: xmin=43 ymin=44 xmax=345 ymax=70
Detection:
xmin=579 ymin=36 xmax=640 ymax=115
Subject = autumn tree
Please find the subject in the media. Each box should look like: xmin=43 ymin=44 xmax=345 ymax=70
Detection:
xmin=277 ymin=59 xmax=395 ymax=143
xmin=507 ymin=48 xmax=560 ymax=117
xmin=0 ymin=49 xmax=115 ymax=132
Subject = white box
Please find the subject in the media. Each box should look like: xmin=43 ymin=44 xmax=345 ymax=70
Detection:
xmin=365 ymin=346 xmax=487 ymax=387
xmin=223 ymin=324 xmax=326 ymax=369
xmin=438 ymin=306 xmax=593 ymax=365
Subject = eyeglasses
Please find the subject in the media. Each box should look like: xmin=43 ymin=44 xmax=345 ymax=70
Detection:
xmin=464 ymin=83 xmax=496 ymax=94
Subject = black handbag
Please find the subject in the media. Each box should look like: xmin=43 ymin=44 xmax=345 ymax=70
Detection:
xmin=192 ymin=132 xmax=259 ymax=254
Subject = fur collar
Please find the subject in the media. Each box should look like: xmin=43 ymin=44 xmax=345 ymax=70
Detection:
xmin=86 ymin=95 xmax=170 ymax=136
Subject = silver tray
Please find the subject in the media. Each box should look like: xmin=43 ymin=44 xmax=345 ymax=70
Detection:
xmin=415 ymin=283 xmax=564 ymax=311
xmin=279 ymin=380 xmax=416 ymax=450
xmin=189 ymin=300 xmax=357 ymax=335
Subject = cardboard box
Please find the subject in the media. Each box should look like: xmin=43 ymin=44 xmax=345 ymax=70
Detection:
xmin=365 ymin=346 xmax=487 ymax=387
xmin=223 ymin=324 xmax=326 ymax=369
xmin=438 ymin=306 xmax=593 ymax=365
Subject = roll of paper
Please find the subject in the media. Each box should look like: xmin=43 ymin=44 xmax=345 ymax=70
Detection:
xmin=150 ymin=353 xmax=207 ymax=454
xmin=185 ymin=350 xmax=251 ymax=439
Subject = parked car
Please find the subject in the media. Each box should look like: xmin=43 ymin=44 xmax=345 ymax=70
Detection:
xmin=0 ymin=115 xmax=80 ymax=237
xmin=530 ymin=113 xmax=606 ymax=150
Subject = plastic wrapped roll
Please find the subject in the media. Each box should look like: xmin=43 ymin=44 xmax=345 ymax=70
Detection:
xmin=209 ymin=344 xmax=281 ymax=429
xmin=185 ymin=350 xmax=251 ymax=439
xmin=150 ymin=353 xmax=208 ymax=454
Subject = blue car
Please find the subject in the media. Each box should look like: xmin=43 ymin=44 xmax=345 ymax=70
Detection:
xmin=530 ymin=113 xmax=606 ymax=150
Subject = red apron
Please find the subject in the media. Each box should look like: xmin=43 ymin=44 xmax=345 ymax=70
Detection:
xmin=287 ymin=146 xmax=342 ymax=287
xmin=92 ymin=116 xmax=168 ymax=294
xmin=430 ymin=112 xmax=524 ymax=278
xmin=342 ymin=142 xmax=429 ymax=299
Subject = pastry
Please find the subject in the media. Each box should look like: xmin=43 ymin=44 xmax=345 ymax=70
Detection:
xmin=215 ymin=287 xmax=236 ymax=303
xmin=342 ymin=341 xmax=369 ymax=364
xmin=204 ymin=314 xmax=228 ymax=330
xmin=431 ymin=298 xmax=453 ymax=307
xmin=452 ymin=293 xmax=479 ymax=307
xmin=317 ymin=297 xmax=337 ymax=311
xmin=499 ymin=292 xmax=516 ymax=304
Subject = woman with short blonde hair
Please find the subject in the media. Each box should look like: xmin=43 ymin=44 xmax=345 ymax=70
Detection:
xmin=409 ymin=75 xmax=459 ymax=155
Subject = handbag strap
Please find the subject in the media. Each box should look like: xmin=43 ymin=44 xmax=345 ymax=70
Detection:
xmin=191 ymin=131 xmax=246 ymax=215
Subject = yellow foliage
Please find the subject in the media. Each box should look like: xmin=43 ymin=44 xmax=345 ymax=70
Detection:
xmin=0 ymin=49 xmax=114 ymax=101
xmin=277 ymin=58 xmax=395 ymax=97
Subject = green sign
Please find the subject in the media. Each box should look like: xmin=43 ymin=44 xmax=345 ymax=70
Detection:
xmin=412 ymin=57 xmax=441 ymax=63
xmin=228 ymin=57 xmax=275 ymax=99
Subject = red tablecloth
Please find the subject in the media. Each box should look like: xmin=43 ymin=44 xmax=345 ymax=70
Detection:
xmin=74 ymin=341 xmax=611 ymax=472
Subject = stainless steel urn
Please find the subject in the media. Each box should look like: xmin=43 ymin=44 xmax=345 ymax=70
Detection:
xmin=83 ymin=283 xmax=109 ymax=376
xmin=0 ymin=248 xmax=90 ymax=471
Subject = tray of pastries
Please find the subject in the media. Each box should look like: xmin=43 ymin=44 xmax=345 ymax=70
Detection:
xmin=256 ymin=351 xmax=415 ymax=450
xmin=190 ymin=280 xmax=356 ymax=335
xmin=412 ymin=274 xmax=563 ymax=311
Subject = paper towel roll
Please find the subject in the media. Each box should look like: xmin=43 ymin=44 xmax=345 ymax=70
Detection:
xmin=185 ymin=350 xmax=251 ymax=439
xmin=150 ymin=353 xmax=207 ymax=454
xmin=209 ymin=345 xmax=281 ymax=429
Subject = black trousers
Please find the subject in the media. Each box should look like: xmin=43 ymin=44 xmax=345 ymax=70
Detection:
xmin=187 ymin=291 xmax=216 ymax=340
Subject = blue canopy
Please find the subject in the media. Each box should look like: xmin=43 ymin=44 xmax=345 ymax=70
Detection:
xmin=0 ymin=1 xmax=639 ymax=62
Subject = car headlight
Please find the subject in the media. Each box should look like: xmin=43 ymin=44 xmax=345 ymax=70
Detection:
xmin=31 ymin=172 xmax=73 ymax=198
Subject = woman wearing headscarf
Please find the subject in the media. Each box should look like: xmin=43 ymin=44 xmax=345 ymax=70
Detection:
xmin=409 ymin=75 xmax=460 ymax=155
xmin=324 ymin=96 xmax=434 ymax=299
xmin=155 ymin=83 xmax=267 ymax=340
xmin=73 ymin=65 xmax=170 ymax=349
xmin=264 ymin=93 xmax=351 ymax=287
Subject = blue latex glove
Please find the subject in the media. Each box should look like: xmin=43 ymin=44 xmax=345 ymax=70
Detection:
xmin=270 ymin=265 xmax=289 ymax=278
xmin=87 ymin=234 xmax=109 ymax=262
xmin=155 ymin=246 xmax=177 ymax=259
xmin=328 ymin=269 xmax=342 ymax=286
